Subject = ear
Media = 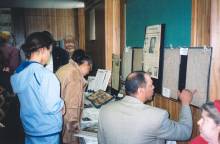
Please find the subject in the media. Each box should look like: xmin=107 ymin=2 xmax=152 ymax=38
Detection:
xmin=137 ymin=87 xmax=144 ymax=95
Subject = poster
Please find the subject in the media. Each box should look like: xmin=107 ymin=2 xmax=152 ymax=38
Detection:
xmin=143 ymin=25 xmax=163 ymax=79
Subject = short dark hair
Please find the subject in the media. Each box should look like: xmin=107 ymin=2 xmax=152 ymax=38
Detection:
xmin=71 ymin=49 xmax=92 ymax=66
xmin=21 ymin=32 xmax=53 ymax=59
xmin=42 ymin=31 xmax=55 ymax=43
xmin=125 ymin=71 xmax=147 ymax=95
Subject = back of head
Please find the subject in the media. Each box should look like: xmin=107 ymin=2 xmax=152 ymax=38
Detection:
xmin=71 ymin=49 xmax=92 ymax=66
xmin=42 ymin=31 xmax=55 ymax=43
xmin=125 ymin=71 xmax=147 ymax=96
xmin=22 ymin=32 xmax=53 ymax=59
xmin=202 ymin=100 xmax=220 ymax=124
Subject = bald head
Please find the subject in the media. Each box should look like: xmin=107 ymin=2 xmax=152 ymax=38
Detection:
xmin=125 ymin=71 xmax=149 ymax=96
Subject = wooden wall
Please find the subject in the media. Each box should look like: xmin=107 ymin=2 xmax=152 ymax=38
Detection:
xmin=85 ymin=2 xmax=106 ymax=74
xmin=24 ymin=9 xmax=76 ymax=40
xmin=210 ymin=0 xmax=220 ymax=101
xmin=153 ymin=95 xmax=201 ymax=144
xmin=191 ymin=0 xmax=211 ymax=46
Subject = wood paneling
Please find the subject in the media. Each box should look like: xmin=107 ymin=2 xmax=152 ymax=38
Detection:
xmin=153 ymin=94 xmax=201 ymax=144
xmin=85 ymin=3 xmax=105 ymax=74
xmin=191 ymin=0 xmax=211 ymax=46
xmin=104 ymin=0 xmax=113 ymax=70
xmin=78 ymin=8 xmax=85 ymax=50
xmin=105 ymin=0 xmax=123 ymax=70
xmin=210 ymin=0 xmax=220 ymax=100
xmin=24 ymin=9 xmax=75 ymax=40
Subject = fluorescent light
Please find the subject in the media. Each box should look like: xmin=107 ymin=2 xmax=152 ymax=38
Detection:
xmin=0 ymin=0 xmax=85 ymax=9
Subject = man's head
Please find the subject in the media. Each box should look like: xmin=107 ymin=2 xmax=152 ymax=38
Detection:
xmin=64 ymin=35 xmax=77 ymax=55
xmin=125 ymin=71 xmax=154 ymax=102
xmin=71 ymin=49 xmax=92 ymax=76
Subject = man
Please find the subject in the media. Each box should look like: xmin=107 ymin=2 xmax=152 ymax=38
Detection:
xmin=64 ymin=35 xmax=78 ymax=57
xmin=42 ymin=31 xmax=69 ymax=72
xmin=98 ymin=71 xmax=194 ymax=144
xmin=56 ymin=49 xmax=92 ymax=144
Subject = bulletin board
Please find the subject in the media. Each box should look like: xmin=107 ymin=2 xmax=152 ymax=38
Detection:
xmin=132 ymin=48 xmax=143 ymax=71
xmin=162 ymin=49 xmax=180 ymax=99
xmin=161 ymin=47 xmax=212 ymax=107
xmin=186 ymin=48 xmax=212 ymax=107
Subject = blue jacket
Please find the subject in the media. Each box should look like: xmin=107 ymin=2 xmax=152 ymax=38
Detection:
xmin=11 ymin=61 xmax=64 ymax=136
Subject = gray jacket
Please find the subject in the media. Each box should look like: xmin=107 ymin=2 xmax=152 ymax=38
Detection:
xmin=98 ymin=96 xmax=192 ymax=144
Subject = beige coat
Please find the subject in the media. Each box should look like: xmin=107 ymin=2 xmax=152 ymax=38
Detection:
xmin=56 ymin=59 xmax=86 ymax=122
xmin=56 ymin=60 xmax=86 ymax=143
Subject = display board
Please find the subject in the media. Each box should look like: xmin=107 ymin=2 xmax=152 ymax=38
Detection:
xmin=186 ymin=48 xmax=212 ymax=107
xmin=161 ymin=47 xmax=212 ymax=107
xmin=162 ymin=49 xmax=180 ymax=99
xmin=143 ymin=25 xmax=163 ymax=79
xmin=132 ymin=48 xmax=143 ymax=71
xmin=121 ymin=48 xmax=133 ymax=81
xmin=112 ymin=54 xmax=120 ymax=90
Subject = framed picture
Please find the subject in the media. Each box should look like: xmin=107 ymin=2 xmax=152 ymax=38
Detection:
xmin=143 ymin=24 xmax=165 ymax=92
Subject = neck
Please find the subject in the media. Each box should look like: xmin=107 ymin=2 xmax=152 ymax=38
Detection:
xmin=29 ymin=54 xmax=42 ymax=64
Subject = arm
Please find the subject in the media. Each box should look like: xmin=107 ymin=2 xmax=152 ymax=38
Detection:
xmin=63 ymin=79 xmax=83 ymax=122
xmin=37 ymin=72 xmax=64 ymax=114
xmin=157 ymin=89 xmax=194 ymax=141
xmin=156 ymin=105 xmax=192 ymax=140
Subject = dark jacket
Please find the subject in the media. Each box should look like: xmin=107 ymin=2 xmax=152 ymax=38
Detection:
xmin=52 ymin=46 xmax=69 ymax=72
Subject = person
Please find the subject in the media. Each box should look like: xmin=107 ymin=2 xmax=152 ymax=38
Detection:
xmin=190 ymin=100 xmax=220 ymax=144
xmin=0 ymin=31 xmax=20 ymax=73
xmin=64 ymin=35 xmax=78 ymax=57
xmin=56 ymin=49 xmax=92 ymax=144
xmin=98 ymin=71 xmax=194 ymax=144
xmin=42 ymin=31 xmax=69 ymax=72
xmin=0 ymin=31 xmax=20 ymax=92
xmin=10 ymin=32 xmax=64 ymax=144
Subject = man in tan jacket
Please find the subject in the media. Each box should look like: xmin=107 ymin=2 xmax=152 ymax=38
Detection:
xmin=56 ymin=49 xmax=92 ymax=144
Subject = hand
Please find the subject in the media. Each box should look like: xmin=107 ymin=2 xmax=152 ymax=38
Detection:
xmin=67 ymin=121 xmax=80 ymax=133
xmin=178 ymin=89 xmax=196 ymax=105
xmin=3 ymin=67 xmax=10 ymax=72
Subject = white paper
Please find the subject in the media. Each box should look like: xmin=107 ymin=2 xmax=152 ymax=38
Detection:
xmin=162 ymin=87 xmax=171 ymax=98
xmin=93 ymin=69 xmax=111 ymax=91
xmin=180 ymin=48 xmax=188 ymax=55
xmin=87 ymin=76 xmax=96 ymax=91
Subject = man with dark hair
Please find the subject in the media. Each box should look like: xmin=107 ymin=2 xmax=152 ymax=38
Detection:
xmin=42 ymin=31 xmax=69 ymax=72
xmin=98 ymin=71 xmax=194 ymax=144
xmin=56 ymin=49 xmax=92 ymax=144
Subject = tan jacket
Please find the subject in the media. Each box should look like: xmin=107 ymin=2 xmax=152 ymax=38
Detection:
xmin=56 ymin=60 xmax=86 ymax=123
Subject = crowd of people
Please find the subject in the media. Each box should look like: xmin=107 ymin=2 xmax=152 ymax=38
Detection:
xmin=0 ymin=30 xmax=220 ymax=144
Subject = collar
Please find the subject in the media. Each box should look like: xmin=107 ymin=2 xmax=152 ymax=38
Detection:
xmin=15 ymin=61 xmax=40 ymax=73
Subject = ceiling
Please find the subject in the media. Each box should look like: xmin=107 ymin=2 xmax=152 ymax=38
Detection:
xmin=0 ymin=0 xmax=85 ymax=9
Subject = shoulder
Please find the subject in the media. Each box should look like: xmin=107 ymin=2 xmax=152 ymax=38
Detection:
xmin=52 ymin=46 xmax=68 ymax=56
xmin=34 ymin=64 xmax=58 ymax=81
xmin=142 ymin=105 xmax=168 ymax=118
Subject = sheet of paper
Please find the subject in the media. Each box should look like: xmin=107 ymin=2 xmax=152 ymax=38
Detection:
xmin=87 ymin=76 xmax=96 ymax=91
xmin=93 ymin=69 xmax=111 ymax=91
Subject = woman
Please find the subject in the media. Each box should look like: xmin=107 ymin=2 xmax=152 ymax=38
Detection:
xmin=56 ymin=49 xmax=92 ymax=144
xmin=191 ymin=100 xmax=220 ymax=144
xmin=10 ymin=32 xmax=64 ymax=144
